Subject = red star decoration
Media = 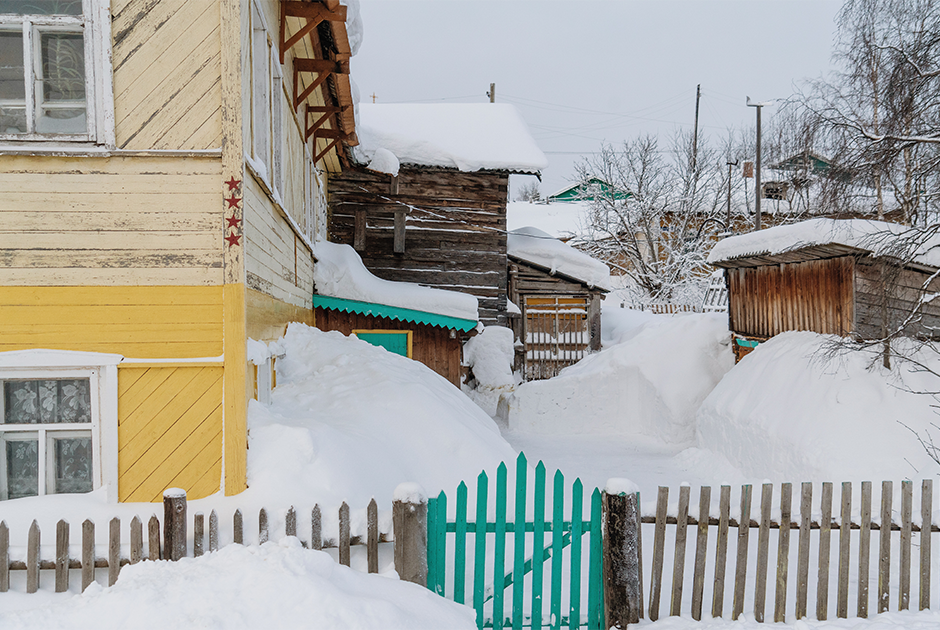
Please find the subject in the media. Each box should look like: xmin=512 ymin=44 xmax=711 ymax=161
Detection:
xmin=224 ymin=177 xmax=242 ymax=191
xmin=225 ymin=195 xmax=242 ymax=209
xmin=224 ymin=232 xmax=242 ymax=247
xmin=226 ymin=216 xmax=242 ymax=229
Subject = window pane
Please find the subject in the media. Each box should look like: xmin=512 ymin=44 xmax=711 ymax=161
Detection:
xmin=0 ymin=1 xmax=83 ymax=15
xmin=0 ymin=31 xmax=24 ymax=100
xmin=52 ymin=435 xmax=92 ymax=494
xmin=6 ymin=437 xmax=38 ymax=500
xmin=38 ymin=31 xmax=85 ymax=134
xmin=4 ymin=379 xmax=91 ymax=424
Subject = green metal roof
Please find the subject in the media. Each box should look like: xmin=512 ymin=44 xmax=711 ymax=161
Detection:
xmin=312 ymin=294 xmax=478 ymax=332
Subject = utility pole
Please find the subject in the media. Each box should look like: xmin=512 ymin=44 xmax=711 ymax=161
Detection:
xmin=488 ymin=83 xmax=496 ymax=103
xmin=726 ymin=160 xmax=738 ymax=232
xmin=746 ymin=97 xmax=773 ymax=231
xmin=691 ymin=84 xmax=701 ymax=174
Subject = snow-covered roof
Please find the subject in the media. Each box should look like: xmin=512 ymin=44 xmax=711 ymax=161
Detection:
xmin=707 ymin=218 xmax=940 ymax=269
xmin=507 ymin=227 xmax=612 ymax=290
xmin=353 ymin=103 xmax=548 ymax=174
xmin=313 ymin=240 xmax=479 ymax=321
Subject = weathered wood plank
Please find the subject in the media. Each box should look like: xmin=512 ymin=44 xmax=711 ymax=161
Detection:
xmin=691 ymin=486 xmax=710 ymax=621
xmin=754 ymin=483 xmax=772 ymax=622
xmin=368 ymin=498 xmax=379 ymax=574
xmin=0 ymin=521 xmax=8 ymax=593
xmin=27 ymin=521 xmax=39 ymax=594
xmin=900 ymin=480 xmax=912 ymax=611
xmin=311 ymin=505 xmax=322 ymax=550
xmin=130 ymin=516 xmax=143 ymax=564
xmin=817 ymin=482 xmax=833 ymax=620
xmin=775 ymin=482 xmax=792 ymax=623
xmin=109 ymin=518 xmax=121 ymax=586
xmin=649 ymin=486 xmax=669 ymax=621
xmin=879 ymin=481 xmax=892 ymax=613
xmin=339 ymin=502 xmax=351 ymax=567
xmin=859 ymin=481 xmax=872 ymax=618
xmin=921 ymin=479 xmax=932 ymax=611
xmin=712 ymin=485 xmax=731 ymax=618
xmin=796 ymin=482 xmax=812 ymax=619
xmin=671 ymin=485 xmax=690 ymax=616
xmin=83 ymin=519 xmax=95 ymax=590
xmin=55 ymin=520 xmax=69 ymax=593
xmin=732 ymin=485 xmax=752 ymax=620
xmin=838 ymin=482 xmax=851 ymax=618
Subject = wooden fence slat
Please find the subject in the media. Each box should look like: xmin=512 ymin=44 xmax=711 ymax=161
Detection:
xmin=82 ymin=519 xmax=95 ymax=591
xmin=148 ymin=515 xmax=161 ymax=560
xmin=514 ymin=453 xmax=529 ymax=630
xmin=473 ymin=471 xmax=489 ymax=629
xmin=209 ymin=510 xmax=219 ymax=552
xmin=550 ymin=469 xmax=564 ymax=630
xmin=27 ymin=520 xmax=39 ymax=594
xmin=921 ymin=479 xmax=932 ymax=611
xmin=259 ymin=508 xmax=269 ymax=545
xmin=712 ymin=485 xmax=731 ymax=618
xmin=286 ymin=506 xmax=297 ymax=539
xmin=732 ymin=484 xmax=752 ymax=620
xmin=570 ymin=479 xmax=584 ymax=630
xmin=194 ymin=512 xmax=204 ymax=557
xmin=234 ymin=509 xmax=243 ymax=545
xmin=649 ymin=486 xmax=669 ymax=621
xmin=589 ymin=488 xmax=604 ymax=630
xmin=691 ymin=486 xmax=710 ymax=621
xmin=837 ymin=482 xmax=851 ymax=618
xmin=311 ymin=505 xmax=321 ymax=550
xmin=531 ymin=464 xmax=545 ymax=630
xmin=495 ymin=462 xmax=509 ymax=630
xmin=455 ymin=481 xmax=469 ymax=607
xmin=130 ymin=516 xmax=142 ymax=564
xmin=879 ymin=480 xmax=892 ymax=614
xmin=754 ymin=483 xmax=772 ymax=622
xmin=109 ymin=517 xmax=121 ymax=586
xmin=339 ymin=502 xmax=351 ymax=567
xmin=0 ymin=521 xmax=8 ymax=593
xmin=774 ymin=482 xmax=792 ymax=623
xmin=367 ymin=498 xmax=379 ymax=574
xmin=817 ymin=482 xmax=833 ymax=620
xmin=899 ymin=480 xmax=912 ymax=611
xmin=670 ymin=485 xmax=690 ymax=617
xmin=858 ymin=480 xmax=872 ymax=618
xmin=796 ymin=482 xmax=812 ymax=619
xmin=55 ymin=520 xmax=69 ymax=593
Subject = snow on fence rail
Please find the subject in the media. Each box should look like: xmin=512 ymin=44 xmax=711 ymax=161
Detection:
xmin=0 ymin=491 xmax=393 ymax=594
xmin=637 ymin=480 xmax=936 ymax=624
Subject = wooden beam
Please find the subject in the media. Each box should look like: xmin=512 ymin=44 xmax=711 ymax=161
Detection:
xmin=315 ymin=137 xmax=342 ymax=163
xmin=393 ymin=210 xmax=407 ymax=254
xmin=315 ymin=128 xmax=353 ymax=140
xmin=305 ymin=105 xmax=348 ymax=140
xmin=279 ymin=3 xmax=346 ymax=64
xmin=293 ymin=58 xmax=348 ymax=109
xmin=354 ymin=209 xmax=367 ymax=251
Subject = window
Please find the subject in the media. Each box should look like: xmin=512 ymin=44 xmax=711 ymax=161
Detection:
xmin=0 ymin=372 xmax=97 ymax=499
xmin=248 ymin=2 xmax=283 ymax=197
xmin=0 ymin=0 xmax=112 ymax=144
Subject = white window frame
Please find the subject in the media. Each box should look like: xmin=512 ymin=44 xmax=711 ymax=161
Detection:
xmin=0 ymin=350 xmax=119 ymax=502
xmin=247 ymin=1 xmax=283 ymax=201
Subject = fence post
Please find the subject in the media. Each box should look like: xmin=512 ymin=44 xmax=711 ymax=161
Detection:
xmin=393 ymin=482 xmax=428 ymax=586
xmin=163 ymin=488 xmax=187 ymax=561
xmin=603 ymin=479 xmax=642 ymax=629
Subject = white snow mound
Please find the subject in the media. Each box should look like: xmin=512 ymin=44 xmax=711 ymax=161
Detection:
xmin=507 ymin=226 xmax=612 ymax=290
xmin=697 ymin=331 xmax=940 ymax=482
xmin=505 ymin=314 xmax=733 ymax=442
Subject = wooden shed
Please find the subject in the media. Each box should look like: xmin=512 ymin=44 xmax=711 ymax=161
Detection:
xmin=708 ymin=219 xmax=940 ymax=361
xmin=506 ymin=227 xmax=611 ymax=380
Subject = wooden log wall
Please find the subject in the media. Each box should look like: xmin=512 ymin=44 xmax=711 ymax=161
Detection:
xmin=854 ymin=260 xmax=940 ymax=341
xmin=314 ymin=307 xmax=463 ymax=387
xmin=727 ymin=257 xmax=855 ymax=339
xmin=328 ymin=167 xmax=510 ymax=326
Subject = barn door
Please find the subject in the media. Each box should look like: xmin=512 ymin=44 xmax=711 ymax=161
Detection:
xmin=523 ymin=296 xmax=590 ymax=380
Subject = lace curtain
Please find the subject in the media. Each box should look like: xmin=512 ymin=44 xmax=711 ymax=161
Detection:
xmin=3 ymin=379 xmax=91 ymax=424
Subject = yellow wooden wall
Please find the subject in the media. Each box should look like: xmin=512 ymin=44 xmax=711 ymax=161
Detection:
xmin=0 ymin=156 xmax=223 ymax=286
xmin=118 ymin=365 xmax=223 ymax=502
xmin=112 ymin=0 xmax=222 ymax=151
xmin=247 ymin=287 xmax=314 ymax=342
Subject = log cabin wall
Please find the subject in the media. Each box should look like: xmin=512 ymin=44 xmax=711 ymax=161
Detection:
xmin=328 ymin=167 xmax=510 ymax=326
xmin=726 ymin=257 xmax=855 ymax=338
xmin=314 ymin=307 xmax=463 ymax=386
xmin=854 ymin=260 xmax=940 ymax=340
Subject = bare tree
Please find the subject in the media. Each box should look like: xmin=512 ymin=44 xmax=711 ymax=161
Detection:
xmin=514 ymin=180 xmax=541 ymax=202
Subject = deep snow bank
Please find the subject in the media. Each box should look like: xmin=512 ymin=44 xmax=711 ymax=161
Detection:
xmin=0 ymin=539 xmax=474 ymax=629
xmin=248 ymin=324 xmax=518 ymax=508
xmin=696 ymin=331 xmax=940 ymax=482
xmin=504 ymin=314 xmax=733 ymax=442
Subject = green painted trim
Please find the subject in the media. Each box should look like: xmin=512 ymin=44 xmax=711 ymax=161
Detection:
xmin=735 ymin=337 xmax=760 ymax=348
xmin=312 ymin=294 xmax=477 ymax=332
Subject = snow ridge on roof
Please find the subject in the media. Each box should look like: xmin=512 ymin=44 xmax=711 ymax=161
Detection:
xmin=353 ymin=103 xmax=548 ymax=174
xmin=507 ymin=227 xmax=612 ymax=290
xmin=313 ymin=240 xmax=479 ymax=321
xmin=707 ymin=218 xmax=940 ymax=269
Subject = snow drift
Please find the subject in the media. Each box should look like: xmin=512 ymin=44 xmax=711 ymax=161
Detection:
xmin=503 ymin=314 xmax=734 ymax=443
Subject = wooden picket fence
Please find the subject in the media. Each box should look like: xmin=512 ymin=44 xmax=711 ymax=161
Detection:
xmin=643 ymin=303 xmax=699 ymax=315
xmin=0 ymin=498 xmax=391 ymax=594
xmin=641 ymin=480 xmax=936 ymax=623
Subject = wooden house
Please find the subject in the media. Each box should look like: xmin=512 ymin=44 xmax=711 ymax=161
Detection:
xmin=0 ymin=0 xmax=360 ymax=502
xmin=327 ymin=103 xmax=548 ymax=328
xmin=708 ymin=219 xmax=940 ymax=361
xmin=507 ymin=227 xmax=611 ymax=380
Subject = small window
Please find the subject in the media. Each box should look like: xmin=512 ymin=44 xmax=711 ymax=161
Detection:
xmin=248 ymin=2 xmax=283 ymax=197
xmin=0 ymin=375 xmax=97 ymax=499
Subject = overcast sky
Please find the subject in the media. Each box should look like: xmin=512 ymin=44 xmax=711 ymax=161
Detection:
xmin=351 ymin=0 xmax=844 ymax=196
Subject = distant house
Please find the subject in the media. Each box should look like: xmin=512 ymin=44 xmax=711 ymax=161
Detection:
xmin=708 ymin=219 xmax=940 ymax=361
xmin=507 ymin=227 xmax=611 ymax=379
xmin=327 ymin=103 xmax=547 ymax=327
xmin=547 ymin=178 xmax=631 ymax=204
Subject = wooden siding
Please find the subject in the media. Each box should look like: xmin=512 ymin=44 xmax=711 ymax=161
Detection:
xmin=0 ymin=286 xmax=223 ymax=358
xmin=112 ymin=0 xmax=222 ymax=150
xmin=854 ymin=260 xmax=940 ymax=340
xmin=328 ymin=167 xmax=510 ymax=325
xmin=118 ymin=365 xmax=223 ymax=502
xmin=315 ymin=307 xmax=463 ymax=387
xmin=727 ymin=257 xmax=855 ymax=338
xmin=0 ymin=156 xmax=223 ymax=286
xmin=247 ymin=287 xmax=314 ymax=342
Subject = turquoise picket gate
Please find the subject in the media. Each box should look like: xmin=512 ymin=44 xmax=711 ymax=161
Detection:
xmin=426 ymin=452 xmax=605 ymax=629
